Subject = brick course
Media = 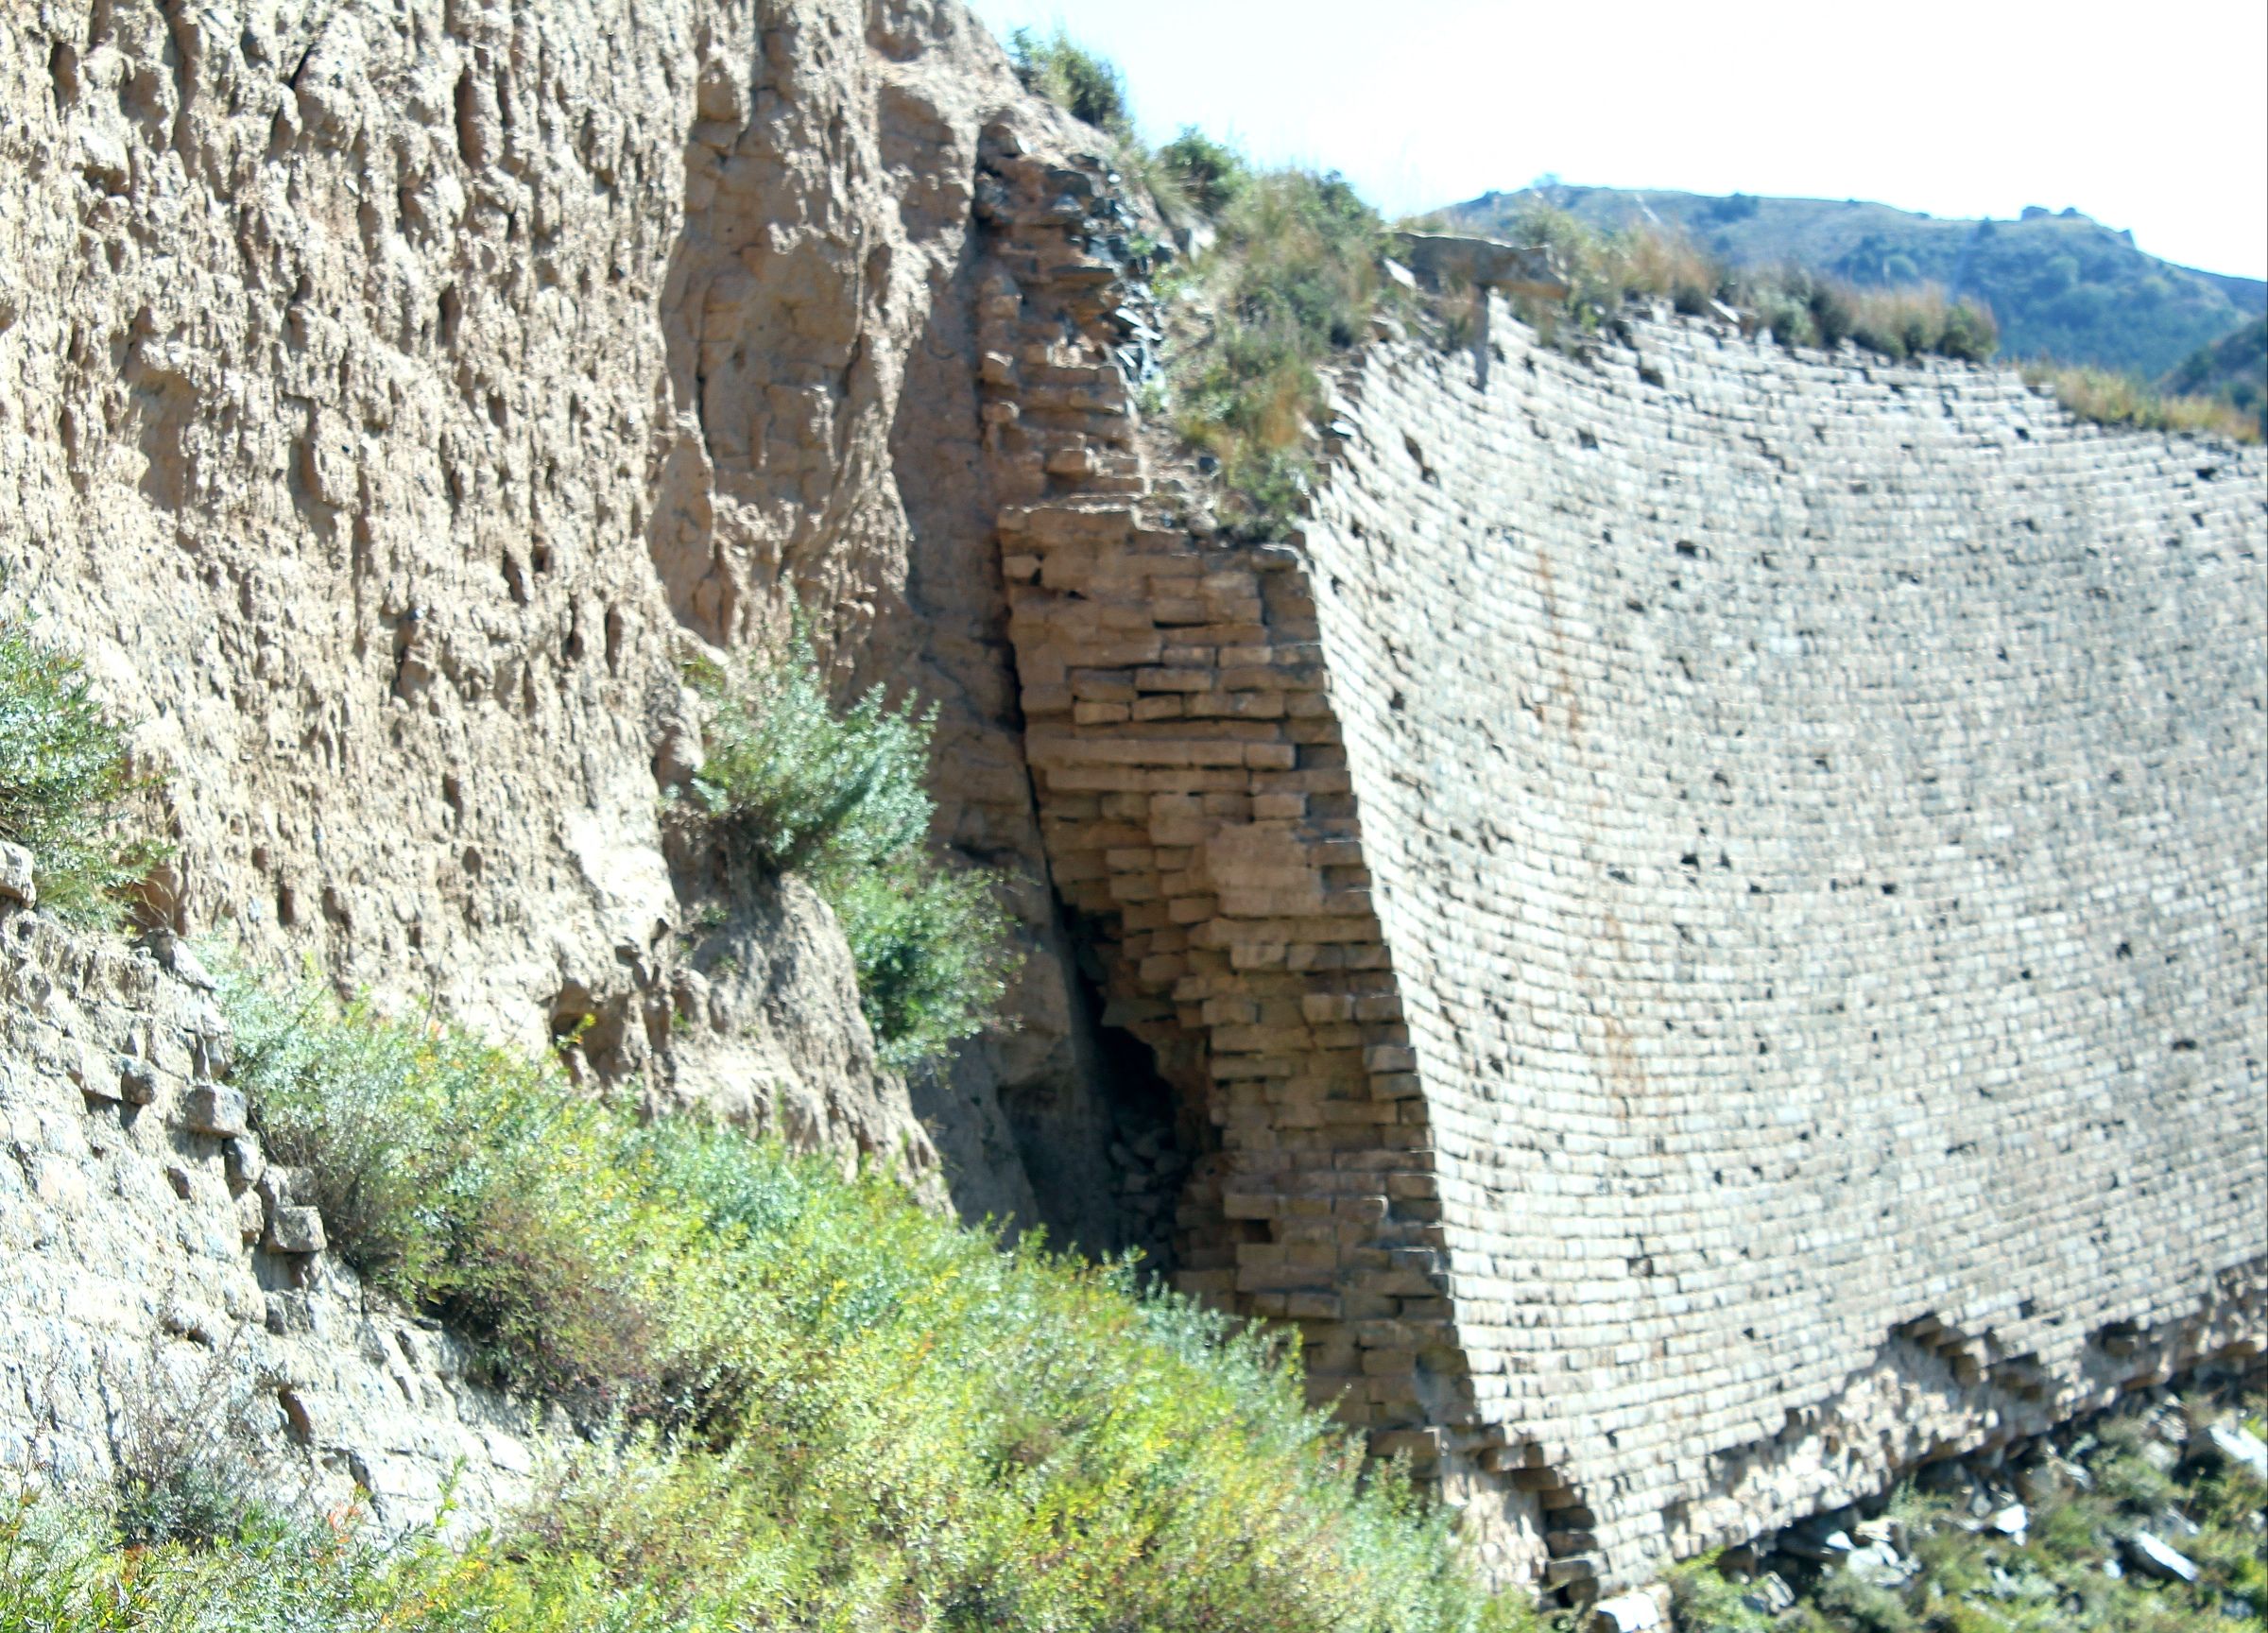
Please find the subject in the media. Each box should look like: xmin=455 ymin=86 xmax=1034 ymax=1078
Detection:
xmin=974 ymin=136 xmax=2268 ymax=1597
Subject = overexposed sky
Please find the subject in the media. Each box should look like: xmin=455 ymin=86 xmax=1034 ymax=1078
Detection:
xmin=963 ymin=0 xmax=2268 ymax=281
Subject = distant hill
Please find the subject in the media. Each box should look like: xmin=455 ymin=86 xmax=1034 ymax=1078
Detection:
xmin=1447 ymin=184 xmax=2267 ymax=379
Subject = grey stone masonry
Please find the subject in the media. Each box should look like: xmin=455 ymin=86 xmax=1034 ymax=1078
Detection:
xmin=983 ymin=165 xmax=2267 ymax=1594
xmin=1300 ymin=301 xmax=2267 ymax=1590
xmin=0 ymin=888 xmax=543 ymax=1529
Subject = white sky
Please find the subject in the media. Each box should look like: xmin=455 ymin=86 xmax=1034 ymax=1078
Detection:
xmin=962 ymin=0 xmax=2268 ymax=281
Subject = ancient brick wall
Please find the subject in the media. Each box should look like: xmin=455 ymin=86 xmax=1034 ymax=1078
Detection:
xmin=1300 ymin=311 xmax=2268 ymax=1590
xmin=992 ymin=268 xmax=2268 ymax=1594
xmin=973 ymin=138 xmax=1493 ymax=1485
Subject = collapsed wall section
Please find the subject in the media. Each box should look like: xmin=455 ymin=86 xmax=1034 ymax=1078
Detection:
xmin=974 ymin=134 xmax=1460 ymax=1407
xmin=1301 ymin=305 xmax=2268 ymax=1588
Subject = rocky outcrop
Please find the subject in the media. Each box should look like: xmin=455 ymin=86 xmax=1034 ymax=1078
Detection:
xmin=0 ymin=850 xmax=541 ymax=1527
xmin=0 ymin=0 xmax=1121 ymax=1210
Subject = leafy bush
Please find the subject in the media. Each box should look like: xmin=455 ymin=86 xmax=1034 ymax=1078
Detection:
xmin=1008 ymin=26 xmax=1132 ymax=142
xmin=684 ymin=634 xmax=931 ymax=877
xmin=2029 ymin=362 xmax=2261 ymax=442
xmin=211 ymin=973 xmax=1522 ymax=1630
xmin=0 ymin=599 xmax=155 ymax=925
xmin=684 ymin=632 xmax=1015 ymax=1067
xmin=1155 ymin=125 xmax=1248 ymax=220
xmin=1665 ymin=1550 xmax=1778 ymax=1633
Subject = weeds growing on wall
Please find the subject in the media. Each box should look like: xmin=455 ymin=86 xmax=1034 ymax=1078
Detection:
xmin=0 ymin=595 xmax=158 ymax=925
xmin=200 ymin=971 xmax=1528 ymax=1631
xmin=1491 ymin=203 xmax=2000 ymax=364
xmin=1161 ymin=166 xmax=1397 ymax=539
xmin=2025 ymin=363 xmax=2262 ymax=443
xmin=681 ymin=629 xmax=1016 ymax=1067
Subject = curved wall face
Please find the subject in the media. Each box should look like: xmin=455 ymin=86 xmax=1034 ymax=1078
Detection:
xmin=1307 ymin=313 xmax=2268 ymax=1583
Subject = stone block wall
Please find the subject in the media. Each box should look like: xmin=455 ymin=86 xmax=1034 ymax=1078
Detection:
xmin=1299 ymin=310 xmax=2268 ymax=1589
xmin=971 ymin=139 xmax=1510 ymax=1491
xmin=0 ymin=857 xmax=541 ymax=1528
xmin=988 ymin=253 xmax=2268 ymax=1592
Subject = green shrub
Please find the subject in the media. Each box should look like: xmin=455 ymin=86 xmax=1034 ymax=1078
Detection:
xmin=229 ymin=978 xmax=684 ymax=1406
xmin=828 ymin=857 xmax=1012 ymax=1070
xmin=1155 ymin=125 xmax=1248 ymax=219
xmin=210 ymin=973 xmax=1519 ymax=1630
xmin=1008 ymin=26 xmax=1132 ymax=142
xmin=0 ymin=598 xmax=156 ymax=925
xmin=1664 ymin=1550 xmax=1779 ymax=1633
xmin=684 ymin=633 xmax=933 ymax=877
xmin=1807 ymin=1571 xmax=1917 ymax=1633
xmin=684 ymin=631 xmax=1016 ymax=1067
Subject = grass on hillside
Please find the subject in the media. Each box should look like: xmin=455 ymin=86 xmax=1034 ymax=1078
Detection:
xmin=2158 ymin=316 xmax=2267 ymax=438
xmin=180 ymin=969 xmax=1527 ymax=1631
xmin=680 ymin=630 xmax=1018 ymax=1069
xmin=1671 ymin=1386 xmax=2268 ymax=1633
xmin=0 ymin=593 xmax=159 ymax=926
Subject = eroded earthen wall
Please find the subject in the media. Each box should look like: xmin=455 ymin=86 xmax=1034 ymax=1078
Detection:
xmin=1299 ymin=307 xmax=2268 ymax=1588
xmin=0 ymin=0 xmax=1133 ymax=1227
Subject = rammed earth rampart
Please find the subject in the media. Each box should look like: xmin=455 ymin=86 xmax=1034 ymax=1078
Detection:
xmin=978 ymin=137 xmax=2268 ymax=1591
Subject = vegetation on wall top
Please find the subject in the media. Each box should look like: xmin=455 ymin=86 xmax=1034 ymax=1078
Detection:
xmin=1005 ymin=33 xmax=2262 ymax=543
xmin=1453 ymin=185 xmax=2266 ymax=380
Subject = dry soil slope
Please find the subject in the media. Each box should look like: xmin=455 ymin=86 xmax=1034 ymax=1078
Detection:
xmin=0 ymin=0 xmax=1115 ymax=1213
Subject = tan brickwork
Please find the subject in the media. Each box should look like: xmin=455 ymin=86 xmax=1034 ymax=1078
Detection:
xmin=971 ymin=134 xmax=1510 ymax=1493
xmin=979 ymin=160 xmax=2268 ymax=1597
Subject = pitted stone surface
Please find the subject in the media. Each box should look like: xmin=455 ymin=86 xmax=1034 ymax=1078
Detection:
xmin=0 ymin=895 xmax=542 ymax=1526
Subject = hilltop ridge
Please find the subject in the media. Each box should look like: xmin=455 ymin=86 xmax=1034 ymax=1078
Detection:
xmin=1448 ymin=183 xmax=2266 ymax=378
